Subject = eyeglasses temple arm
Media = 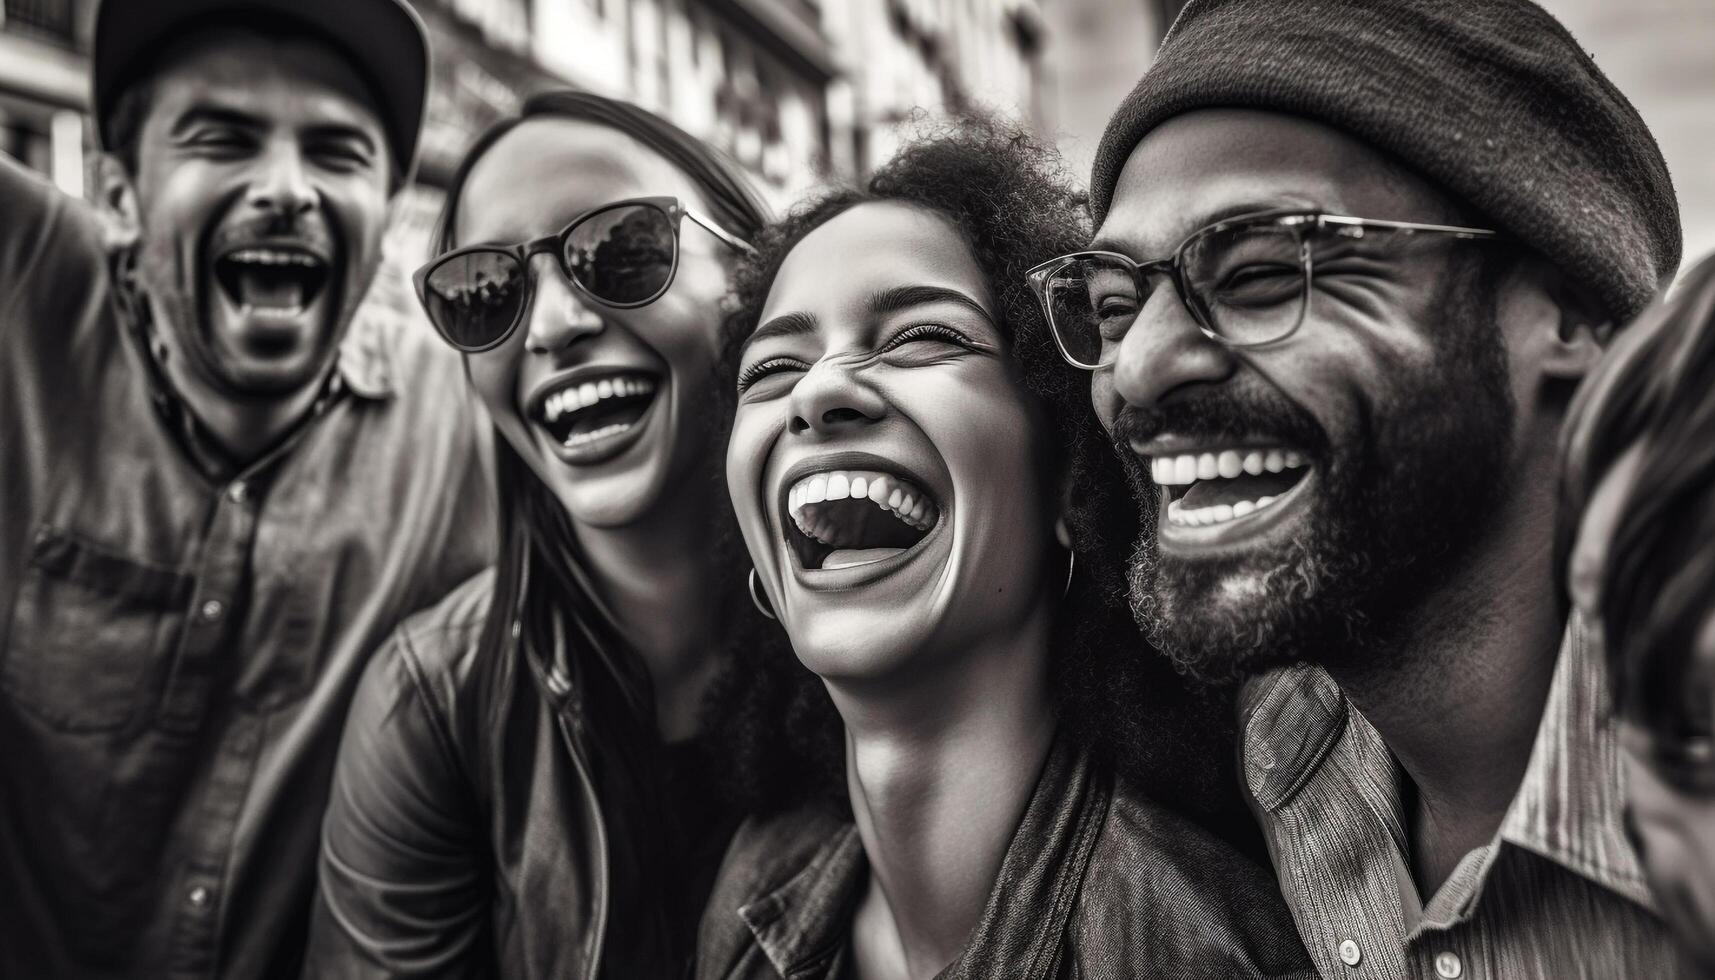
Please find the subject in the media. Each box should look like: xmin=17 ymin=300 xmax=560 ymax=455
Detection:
xmin=684 ymin=207 xmax=758 ymax=256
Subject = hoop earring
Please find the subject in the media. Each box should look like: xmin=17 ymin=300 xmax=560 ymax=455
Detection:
xmin=1063 ymin=549 xmax=1076 ymax=600
xmin=749 ymin=568 xmax=777 ymax=620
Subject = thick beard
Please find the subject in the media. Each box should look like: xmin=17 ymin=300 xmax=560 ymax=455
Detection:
xmin=1123 ymin=265 xmax=1517 ymax=686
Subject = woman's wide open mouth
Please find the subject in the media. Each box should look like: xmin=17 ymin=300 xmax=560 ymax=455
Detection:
xmin=779 ymin=464 xmax=942 ymax=571
xmin=528 ymin=370 xmax=661 ymax=464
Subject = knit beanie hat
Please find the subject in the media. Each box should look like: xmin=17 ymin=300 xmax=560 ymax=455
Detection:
xmin=1089 ymin=0 xmax=1681 ymax=323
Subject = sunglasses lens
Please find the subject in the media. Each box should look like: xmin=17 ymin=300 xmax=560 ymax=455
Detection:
xmin=565 ymin=203 xmax=676 ymax=306
xmin=422 ymin=251 xmax=528 ymax=350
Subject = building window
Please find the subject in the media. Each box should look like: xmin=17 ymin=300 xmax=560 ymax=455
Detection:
xmin=4 ymin=0 xmax=78 ymax=47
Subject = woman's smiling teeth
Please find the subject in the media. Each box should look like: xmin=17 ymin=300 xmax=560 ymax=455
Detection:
xmin=784 ymin=470 xmax=939 ymax=570
xmin=1152 ymin=447 xmax=1309 ymax=529
xmin=534 ymin=373 xmax=658 ymax=449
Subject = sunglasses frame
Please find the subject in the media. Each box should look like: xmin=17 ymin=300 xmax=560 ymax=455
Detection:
xmin=413 ymin=195 xmax=755 ymax=353
xmin=1026 ymin=210 xmax=1502 ymax=370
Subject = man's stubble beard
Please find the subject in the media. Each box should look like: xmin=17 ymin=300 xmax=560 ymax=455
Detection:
xmin=1124 ymin=260 xmax=1518 ymax=686
xmin=131 ymin=212 xmax=368 ymax=403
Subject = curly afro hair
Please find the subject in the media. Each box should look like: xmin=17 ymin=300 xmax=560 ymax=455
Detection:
xmin=703 ymin=115 xmax=1260 ymax=851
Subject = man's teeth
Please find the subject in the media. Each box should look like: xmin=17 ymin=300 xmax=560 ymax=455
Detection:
xmin=786 ymin=469 xmax=936 ymax=536
xmin=543 ymin=375 xmax=657 ymax=423
xmin=1151 ymin=448 xmax=1306 ymax=487
xmin=1165 ymin=494 xmax=1282 ymax=527
xmin=227 ymin=248 xmax=321 ymax=267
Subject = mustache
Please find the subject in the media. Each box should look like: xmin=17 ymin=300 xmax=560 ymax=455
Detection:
xmin=206 ymin=212 xmax=335 ymax=259
xmin=1110 ymin=385 xmax=1329 ymax=458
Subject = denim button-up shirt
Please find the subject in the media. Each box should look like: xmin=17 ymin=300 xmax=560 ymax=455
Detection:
xmin=698 ymin=731 xmax=1317 ymax=979
xmin=1239 ymin=617 xmax=1687 ymax=978
xmin=0 ymin=158 xmax=494 ymax=978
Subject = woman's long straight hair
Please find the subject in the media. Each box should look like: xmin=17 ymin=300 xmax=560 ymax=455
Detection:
xmin=428 ymin=90 xmax=769 ymax=966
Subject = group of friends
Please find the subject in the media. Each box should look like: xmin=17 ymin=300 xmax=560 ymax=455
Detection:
xmin=1 ymin=0 xmax=1711 ymax=977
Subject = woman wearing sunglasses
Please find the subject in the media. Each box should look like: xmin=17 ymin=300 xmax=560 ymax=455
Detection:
xmin=699 ymin=121 xmax=1313 ymax=979
xmin=305 ymin=92 xmax=767 ymax=978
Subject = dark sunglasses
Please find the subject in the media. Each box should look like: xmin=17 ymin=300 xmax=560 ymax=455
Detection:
xmin=1026 ymin=209 xmax=1501 ymax=370
xmin=413 ymin=195 xmax=755 ymax=353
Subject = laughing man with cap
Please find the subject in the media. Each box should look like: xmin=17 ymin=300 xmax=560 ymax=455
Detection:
xmin=1031 ymin=0 xmax=1686 ymax=974
xmin=0 ymin=1 xmax=492 ymax=975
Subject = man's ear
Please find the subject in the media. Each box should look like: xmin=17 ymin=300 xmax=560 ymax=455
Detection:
xmin=1512 ymin=254 xmax=1612 ymax=383
xmin=94 ymin=152 xmax=141 ymax=250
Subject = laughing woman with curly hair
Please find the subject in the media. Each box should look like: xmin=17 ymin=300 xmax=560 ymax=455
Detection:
xmin=697 ymin=120 xmax=1315 ymax=980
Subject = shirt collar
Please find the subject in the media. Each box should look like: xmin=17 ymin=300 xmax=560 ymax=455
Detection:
xmin=1241 ymin=616 xmax=1655 ymax=920
xmin=333 ymin=305 xmax=401 ymax=401
xmin=1496 ymin=614 xmax=1653 ymax=909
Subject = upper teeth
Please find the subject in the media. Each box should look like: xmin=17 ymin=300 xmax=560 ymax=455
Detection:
xmin=543 ymin=375 xmax=656 ymax=423
xmin=227 ymin=248 xmax=319 ymax=267
xmin=1151 ymin=449 xmax=1305 ymax=487
xmin=787 ymin=469 xmax=935 ymax=535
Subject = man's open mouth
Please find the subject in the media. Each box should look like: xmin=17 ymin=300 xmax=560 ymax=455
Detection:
xmin=1152 ymin=447 xmax=1310 ymax=528
xmin=530 ymin=371 xmax=659 ymax=452
xmin=212 ymin=246 xmax=331 ymax=316
xmin=782 ymin=468 xmax=939 ymax=570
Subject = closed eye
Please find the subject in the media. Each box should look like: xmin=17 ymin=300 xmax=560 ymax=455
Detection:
xmin=737 ymin=356 xmax=809 ymax=393
xmin=883 ymin=323 xmax=974 ymax=351
xmin=185 ymin=128 xmax=256 ymax=156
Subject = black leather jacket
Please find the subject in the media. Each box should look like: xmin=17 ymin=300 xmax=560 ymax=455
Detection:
xmin=305 ymin=570 xmax=724 ymax=979
xmin=697 ymin=732 xmax=1317 ymax=980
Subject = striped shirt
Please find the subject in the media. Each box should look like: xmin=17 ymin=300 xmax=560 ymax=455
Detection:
xmin=1238 ymin=617 xmax=1689 ymax=979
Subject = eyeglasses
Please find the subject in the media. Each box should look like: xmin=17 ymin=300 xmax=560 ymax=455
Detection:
xmin=1025 ymin=210 xmax=1502 ymax=370
xmin=413 ymin=195 xmax=755 ymax=353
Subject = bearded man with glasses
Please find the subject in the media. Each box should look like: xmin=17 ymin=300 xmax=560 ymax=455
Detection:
xmin=1043 ymin=0 xmax=1687 ymax=975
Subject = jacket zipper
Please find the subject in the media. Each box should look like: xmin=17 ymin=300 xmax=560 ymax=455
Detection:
xmin=557 ymin=709 xmax=609 ymax=980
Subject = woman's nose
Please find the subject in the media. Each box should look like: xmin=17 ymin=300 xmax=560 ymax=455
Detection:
xmin=787 ymin=357 xmax=888 ymax=436
xmin=525 ymin=256 xmax=604 ymax=355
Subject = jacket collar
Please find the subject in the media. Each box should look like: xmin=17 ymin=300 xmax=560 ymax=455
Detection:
xmin=737 ymin=731 xmax=1109 ymax=979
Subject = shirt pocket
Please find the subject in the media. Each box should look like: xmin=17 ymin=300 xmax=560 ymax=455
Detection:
xmin=2 ymin=524 xmax=194 ymax=732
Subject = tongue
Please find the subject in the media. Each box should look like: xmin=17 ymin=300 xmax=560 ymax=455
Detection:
xmin=1180 ymin=468 xmax=1303 ymax=509
xmin=239 ymin=269 xmax=305 ymax=310
xmin=822 ymin=547 xmax=905 ymax=570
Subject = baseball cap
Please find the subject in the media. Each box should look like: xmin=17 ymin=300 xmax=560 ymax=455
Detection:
xmin=92 ymin=0 xmax=430 ymax=180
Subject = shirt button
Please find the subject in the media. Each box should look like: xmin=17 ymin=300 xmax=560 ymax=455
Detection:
xmin=1435 ymin=952 xmax=1463 ymax=978
xmin=199 ymin=599 xmax=224 ymax=622
xmin=226 ymin=482 xmax=248 ymax=504
xmin=1249 ymin=743 xmax=1278 ymax=773
xmin=187 ymin=885 xmax=212 ymax=909
xmin=1338 ymin=939 xmax=1362 ymax=967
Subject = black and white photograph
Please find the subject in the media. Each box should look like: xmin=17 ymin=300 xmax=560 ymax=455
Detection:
xmin=1 ymin=0 xmax=1712 ymax=976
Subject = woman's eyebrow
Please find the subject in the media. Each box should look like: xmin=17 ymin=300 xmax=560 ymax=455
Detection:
xmin=867 ymin=285 xmax=994 ymax=327
xmin=746 ymin=310 xmax=818 ymax=349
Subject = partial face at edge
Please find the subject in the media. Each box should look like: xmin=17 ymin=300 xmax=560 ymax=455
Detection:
xmin=1091 ymin=109 xmax=1521 ymax=682
xmin=727 ymin=201 xmax=1059 ymax=682
xmin=1573 ymin=441 xmax=1715 ymax=971
xmin=125 ymin=28 xmax=392 ymax=401
xmin=455 ymin=117 xmax=733 ymax=528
